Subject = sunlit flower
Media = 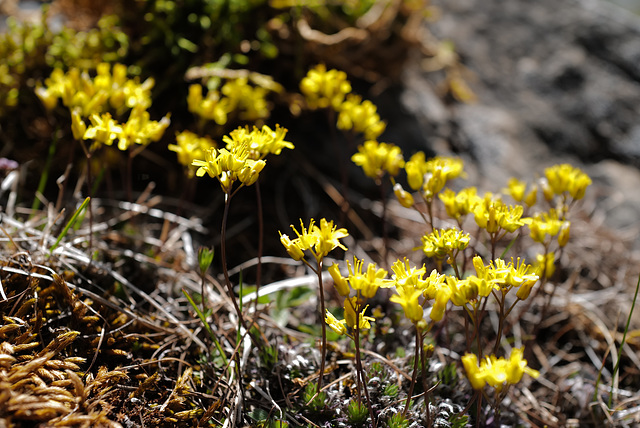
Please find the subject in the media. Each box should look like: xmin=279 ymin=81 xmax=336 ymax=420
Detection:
xmin=351 ymin=140 xmax=404 ymax=180
xmin=337 ymin=94 xmax=386 ymax=140
xmin=325 ymin=310 xmax=347 ymax=335
xmin=345 ymin=257 xmax=388 ymax=299
xmin=390 ymin=285 xmax=424 ymax=323
xmin=393 ymin=183 xmax=415 ymax=208
xmin=462 ymin=348 xmax=539 ymax=392
xmin=420 ymin=228 xmax=470 ymax=260
xmin=329 ymin=263 xmax=350 ymax=297
xmin=278 ymin=218 xmax=349 ymax=263
xmin=300 ymin=64 xmax=352 ymax=110
xmin=544 ymin=164 xmax=592 ymax=200
xmin=438 ymin=187 xmax=481 ymax=221
xmin=84 ymin=112 xmax=122 ymax=147
xmin=169 ymin=130 xmax=216 ymax=174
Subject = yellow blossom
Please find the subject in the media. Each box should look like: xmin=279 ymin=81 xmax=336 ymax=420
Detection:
xmin=325 ymin=310 xmax=347 ymax=335
xmin=462 ymin=348 xmax=538 ymax=392
xmin=438 ymin=187 xmax=480 ymax=221
xmin=337 ymin=94 xmax=386 ymax=140
xmin=526 ymin=209 xmax=566 ymax=244
xmin=533 ymin=252 xmax=556 ymax=279
xmin=343 ymin=297 xmax=375 ymax=330
xmin=329 ymin=263 xmax=350 ymax=297
xmin=300 ymin=64 xmax=352 ymax=110
xmin=420 ymin=228 xmax=470 ymax=260
xmin=390 ymin=286 xmax=424 ymax=323
xmin=345 ymin=257 xmax=388 ymax=299
xmin=169 ymin=131 xmax=216 ymax=173
xmin=351 ymin=140 xmax=404 ymax=179
xmin=278 ymin=218 xmax=349 ymax=263
xmin=393 ymin=183 xmax=415 ymax=208
xmin=544 ymin=164 xmax=592 ymax=200
xmin=83 ymin=112 xmax=122 ymax=148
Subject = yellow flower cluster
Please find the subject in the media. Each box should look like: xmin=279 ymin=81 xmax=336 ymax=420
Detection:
xmin=462 ymin=348 xmax=539 ymax=392
xmin=326 ymin=257 xmax=389 ymax=335
xmin=37 ymin=63 xmax=153 ymax=117
xmin=187 ymin=78 xmax=275 ymax=125
xmin=438 ymin=187 xmax=480 ymax=221
xmin=279 ymin=218 xmax=348 ymax=263
xmin=192 ymin=138 xmax=265 ymax=194
xmin=526 ymin=208 xmax=570 ymax=246
xmin=300 ymin=64 xmax=386 ymax=140
xmin=300 ymin=64 xmax=352 ymax=111
xmin=543 ymin=163 xmax=592 ymax=201
xmin=337 ymin=94 xmax=386 ymax=140
xmin=472 ymin=197 xmax=526 ymax=234
xmin=388 ymin=259 xmax=448 ymax=322
xmin=505 ymin=177 xmax=537 ymax=207
xmin=168 ymin=131 xmax=216 ymax=175
xmin=222 ymin=124 xmax=294 ymax=159
xmin=405 ymin=154 xmax=464 ymax=198
xmin=190 ymin=124 xmax=293 ymax=191
xmin=420 ymin=228 xmax=470 ymax=260
xmin=351 ymin=140 xmax=404 ymax=180
xmin=38 ymin=63 xmax=170 ymax=152
xmin=73 ymin=107 xmax=170 ymax=151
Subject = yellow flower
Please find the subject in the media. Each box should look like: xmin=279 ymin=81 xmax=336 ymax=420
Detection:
xmin=438 ymin=187 xmax=480 ymax=221
xmin=278 ymin=218 xmax=349 ymax=263
xmin=420 ymin=228 xmax=470 ymax=260
xmin=300 ymin=64 xmax=351 ymax=110
xmin=169 ymin=131 xmax=216 ymax=173
xmin=489 ymin=257 xmax=539 ymax=298
xmin=193 ymin=136 xmax=266 ymax=192
xmin=544 ymin=164 xmax=592 ymax=200
xmin=187 ymin=83 xmax=229 ymax=125
xmin=390 ymin=285 xmax=424 ymax=323
xmin=390 ymin=258 xmax=428 ymax=290
xmin=343 ymin=297 xmax=375 ymax=330
xmin=430 ymin=285 xmax=451 ymax=322
xmin=393 ymin=183 xmax=415 ymax=208
xmin=117 ymin=106 xmax=170 ymax=151
xmin=533 ymin=252 xmax=556 ymax=279
xmin=461 ymin=353 xmax=486 ymax=390
xmin=71 ymin=109 xmax=87 ymax=141
xmin=337 ymin=94 xmax=386 ymax=140
xmin=84 ymin=113 xmax=122 ymax=147
xmin=351 ymin=140 xmax=404 ymax=179
xmin=346 ymin=257 xmax=388 ymax=299
xmin=279 ymin=233 xmax=305 ymax=261
xmin=462 ymin=349 xmax=538 ymax=392
xmin=526 ymin=209 xmax=564 ymax=244
xmin=329 ymin=263 xmax=350 ymax=297
xmin=313 ymin=218 xmax=349 ymax=261
xmin=506 ymin=347 xmax=540 ymax=384
xmin=505 ymin=177 xmax=526 ymax=202
xmin=247 ymin=124 xmax=294 ymax=157
xmin=325 ymin=310 xmax=347 ymax=335
xmin=404 ymin=155 xmax=464 ymax=200
xmin=221 ymin=77 xmax=270 ymax=121
xmin=473 ymin=197 xmax=526 ymax=234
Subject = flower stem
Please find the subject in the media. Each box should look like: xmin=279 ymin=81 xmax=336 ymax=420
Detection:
xmin=315 ymin=259 xmax=328 ymax=396
xmin=220 ymin=193 xmax=249 ymax=336
xmin=403 ymin=327 xmax=421 ymax=417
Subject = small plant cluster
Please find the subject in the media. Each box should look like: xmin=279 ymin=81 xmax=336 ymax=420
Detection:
xmin=4 ymin=3 xmax=638 ymax=428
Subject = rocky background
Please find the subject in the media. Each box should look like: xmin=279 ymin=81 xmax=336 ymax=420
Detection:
xmin=393 ymin=0 xmax=640 ymax=251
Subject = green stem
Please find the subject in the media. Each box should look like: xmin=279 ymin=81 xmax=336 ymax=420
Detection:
xmin=403 ymin=328 xmax=420 ymax=417
xmin=220 ymin=193 xmax=249 ymax=338
xmin=609 ymin=273 xmax=640 ymax=408
xmin=314 ymin=258 xmax=327 ymax=396
xmin=354 ymin=318 xmax=377 ymax=428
